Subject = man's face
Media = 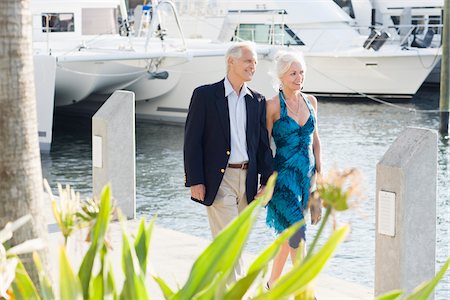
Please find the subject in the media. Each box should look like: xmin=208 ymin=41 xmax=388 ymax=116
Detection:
xmin=228 ymin=47 xmax=257 ymax=83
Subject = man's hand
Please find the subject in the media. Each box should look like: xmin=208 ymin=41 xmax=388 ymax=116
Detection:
xmin=191 ymin=184 xmax=206 ymax=201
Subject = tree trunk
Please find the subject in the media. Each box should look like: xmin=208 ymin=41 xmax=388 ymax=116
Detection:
xmin=0 ymin=0 xmax=50 ymax=284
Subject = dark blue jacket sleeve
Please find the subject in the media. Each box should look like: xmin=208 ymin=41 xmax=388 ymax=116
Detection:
xmin=184 ymin=87 xmax=205 ymax=187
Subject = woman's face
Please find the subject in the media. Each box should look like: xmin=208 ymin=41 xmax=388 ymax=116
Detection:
xmin=281 ymin=61 xmax=305 ymax=92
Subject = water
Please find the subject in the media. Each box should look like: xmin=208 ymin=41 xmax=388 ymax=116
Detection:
xmin=42 ymin=85 xmax=449 ymax=299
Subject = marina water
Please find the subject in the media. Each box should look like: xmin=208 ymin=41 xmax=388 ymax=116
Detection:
xmin=42 ymin=85 xmax=449 ymax=299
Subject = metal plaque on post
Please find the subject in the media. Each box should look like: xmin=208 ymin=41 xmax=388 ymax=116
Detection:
xmin=378 ymin=190 xmax=396 ymax=237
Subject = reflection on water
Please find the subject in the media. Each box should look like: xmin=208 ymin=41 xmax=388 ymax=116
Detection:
xmin=42 ymin=85 xmax=449 ymax=298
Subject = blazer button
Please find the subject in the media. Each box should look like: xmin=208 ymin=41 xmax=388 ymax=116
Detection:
xmin=220 ymin=168 xmax=225 ymax=173
xmin=226 ymin=150 xmax=230 ymax=155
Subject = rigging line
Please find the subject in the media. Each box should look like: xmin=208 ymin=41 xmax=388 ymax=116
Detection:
xmin=58 ymin=33 xmax=134 ymax=56
xmin=308 ymin=64 xmax=450 ymax=113
xmin=410 ymin=46 xmax=442 ymax=70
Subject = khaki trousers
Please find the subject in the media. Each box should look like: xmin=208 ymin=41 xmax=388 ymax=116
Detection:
xmin=206 ymin=167 xmax=248 ymax=281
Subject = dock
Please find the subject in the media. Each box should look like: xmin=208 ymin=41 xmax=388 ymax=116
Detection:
xmin=45 ymin=211 xmax=373 ymax=299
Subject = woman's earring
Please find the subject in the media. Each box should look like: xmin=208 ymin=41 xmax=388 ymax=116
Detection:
xmin=279 ymin=83 xmax=284 ymax=90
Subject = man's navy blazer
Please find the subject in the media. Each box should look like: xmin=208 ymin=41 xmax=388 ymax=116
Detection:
xmin=184 ymin=79 xmax=274 ymax=206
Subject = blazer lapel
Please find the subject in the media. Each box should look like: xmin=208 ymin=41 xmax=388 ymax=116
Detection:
xmin=215 ymin=81 xmax=230 ymax=145
xmin=245 ymin=93 xmax=258 ymax=146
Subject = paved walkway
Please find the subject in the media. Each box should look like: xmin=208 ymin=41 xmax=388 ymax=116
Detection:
xmin=45 ymin=214 xmax=373 ymax=299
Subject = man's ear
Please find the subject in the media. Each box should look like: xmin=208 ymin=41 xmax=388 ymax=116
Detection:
xmin=227 ymin=56 xmax=234 ymax=68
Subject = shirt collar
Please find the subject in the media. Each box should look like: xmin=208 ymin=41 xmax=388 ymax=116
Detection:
xmin=224 ymin=76 xmax=253 ymax=99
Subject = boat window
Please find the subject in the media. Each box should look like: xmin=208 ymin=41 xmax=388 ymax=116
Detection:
xmin=233 ymin=24 xmax=304 ymax=46
xmin=41 ymin=13 xmax=74 ymax=32
xmin=333 ymin=0 xmax=355 ymax=19
xmin=82 ymin=8 xmax=118 ymax=35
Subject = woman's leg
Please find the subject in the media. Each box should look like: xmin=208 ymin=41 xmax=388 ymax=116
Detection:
xmin=288 ymin=225 xmax=306 ymax=264
xmin=268 ymin=240 xmax=290 ymax=288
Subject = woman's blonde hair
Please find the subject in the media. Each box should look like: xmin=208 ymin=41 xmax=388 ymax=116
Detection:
xmin=275 ymin=50 xmax=307 ymax=80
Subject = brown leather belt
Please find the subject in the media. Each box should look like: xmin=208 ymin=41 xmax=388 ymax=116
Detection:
xmin=228 ymin=162 xmax=248 ymax=169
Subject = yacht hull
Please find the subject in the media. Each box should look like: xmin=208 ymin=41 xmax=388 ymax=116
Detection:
xmin=122 ymin=50 xmax=440 ymax=124
xmin=55 ymin=60 xmax=146 ymax=106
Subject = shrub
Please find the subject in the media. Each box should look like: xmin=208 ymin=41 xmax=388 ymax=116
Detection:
xmin=2 ymin=172 xmax=448 ymax=299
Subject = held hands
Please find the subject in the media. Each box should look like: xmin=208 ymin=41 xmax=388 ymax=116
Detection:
xmin=191 ymin=184 xmax=206 ymax=201
xmin=255 ymin=185 xmax=265 ymax=198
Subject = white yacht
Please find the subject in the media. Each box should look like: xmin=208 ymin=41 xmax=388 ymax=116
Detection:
xmin=131 ymin=0 xmax=441 ymax=124
xmin=33 ymin=0 xmax=442 ymax=150
xmin=331 ymin=0 xmax=443 ymax=84
xmin=165 ymin=0 xmax=441 ymax=98
xmin=31 ymin=0 xmax=278 ymax=148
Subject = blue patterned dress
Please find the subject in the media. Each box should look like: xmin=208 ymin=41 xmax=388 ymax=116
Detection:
xmin=266 ymin=91 xmax=316 ymax=234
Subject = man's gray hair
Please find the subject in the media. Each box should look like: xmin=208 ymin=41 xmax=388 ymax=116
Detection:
xmin=225 ymin=41 xmax=258 ymax=71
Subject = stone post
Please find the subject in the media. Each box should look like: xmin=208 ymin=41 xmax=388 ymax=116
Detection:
xmin=92 ymin=90 xmax=136 ymax=219
xmin=375 ymin=127 xmax=437 ymax=297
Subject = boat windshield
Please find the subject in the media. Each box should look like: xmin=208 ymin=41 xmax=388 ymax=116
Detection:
xmin=233 ymin=24 xmax=304 ymax=46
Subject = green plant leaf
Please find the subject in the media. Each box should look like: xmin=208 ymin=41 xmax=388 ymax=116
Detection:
xmin=173 ymin=198 xmax=263 ymax=300
xmin=89 ymin=272 xmax=104 ymax=300
xmin=191 ymin=272 xmax=223 ymax=300
xmin=32 ymin=252 xmax=55 ymax=300
xmin=223 ymin=221 xmax=303 ymax=300
xmin=119 ymin=212 xmax=149 ymax=300
xmin=11 ymin=260 xmax=41 ymax=300
xmin=255 ymin=225 xmax=349 ymax=300
xmin=152 ymin=275 xmax=175 ymax=300
xmin=103 ymin=250 xmax=118 ymax=300
xmin=222 ymin=270 xmax=260 ymax=300
xmin=255 ymin=172 xmax=277 ymax=205
xmin=59 ymin=246 xmax=83 ymax=300
xmin=105 ymin=265 xmax=118 ymax=300
xmin=134 ymin=217 xmax=155 ymax=274
xmin=375 ymin=290 xmax=403 ymax=300
xmin=78 ymin=185 xmax=112 ymax=299
xmin=404 ymin=257 xmax=450 ymax=300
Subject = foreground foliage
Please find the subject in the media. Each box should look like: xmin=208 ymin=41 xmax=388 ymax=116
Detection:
xmin=1 ymin=171 xmax=449 ymax=299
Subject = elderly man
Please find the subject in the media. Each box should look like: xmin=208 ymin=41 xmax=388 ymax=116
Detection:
xmin=184 ymin=41 xmax=273 ymax=280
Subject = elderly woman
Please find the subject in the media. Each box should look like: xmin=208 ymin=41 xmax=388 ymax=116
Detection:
xmin=265 ymin=51 xmax=322 ymax=289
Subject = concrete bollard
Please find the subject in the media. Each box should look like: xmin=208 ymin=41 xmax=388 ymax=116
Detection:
xmin=92 ymin=90 xmax=136 ymax=219
xmin=375 ymin=127 xmax=437 ymax=297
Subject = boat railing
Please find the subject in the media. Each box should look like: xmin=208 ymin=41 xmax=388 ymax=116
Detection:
xmin=233 ymin=22 xmax=442 ymax=52
xmin=33 ymin=13 xmax=75 ymax=55
xmin=32 ymin=11 xmax=130 ymax=55
xmin=145 ymin=0 xmax=187 ymax=52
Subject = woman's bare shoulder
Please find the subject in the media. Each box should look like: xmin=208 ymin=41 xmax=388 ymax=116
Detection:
xmin=266 ymin=95 xmax=280 ymax=109
xmin=304 ymin=93 xmax=318 ymax=110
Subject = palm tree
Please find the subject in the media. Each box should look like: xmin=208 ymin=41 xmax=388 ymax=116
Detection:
xmin=0 ymin=0 xmax=50 ymax=282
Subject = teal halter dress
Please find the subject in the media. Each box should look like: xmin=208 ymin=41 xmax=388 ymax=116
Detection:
xmin=266 ymin=91 xmax=316 ymax=235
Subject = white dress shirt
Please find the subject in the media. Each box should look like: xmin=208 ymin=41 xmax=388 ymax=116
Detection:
xmin=224 ymin=76 xmax=250 ymax=164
